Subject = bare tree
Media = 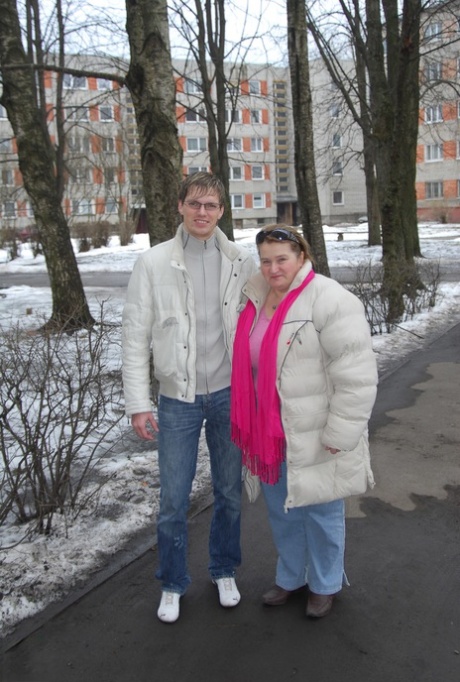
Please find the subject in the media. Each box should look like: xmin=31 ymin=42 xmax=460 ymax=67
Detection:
xmin=0 ymin=0 xmax=94 ymax=331
xmin=125 ymin=0 xmax=183 ymax=244
xmin=170 ymin=0 xmax=264 ymax=239
xmin=287 ymin=0 xmax=330 ymax=275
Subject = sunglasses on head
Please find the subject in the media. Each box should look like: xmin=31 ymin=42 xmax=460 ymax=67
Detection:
xmin=256 ymin=228 xmax=302 ymax=246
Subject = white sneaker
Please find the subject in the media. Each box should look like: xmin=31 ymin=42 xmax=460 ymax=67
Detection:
xmin=157 ymin=591 xmax=180 ymax=623
xmin=214 ymin=577 xmax=241 ymax=608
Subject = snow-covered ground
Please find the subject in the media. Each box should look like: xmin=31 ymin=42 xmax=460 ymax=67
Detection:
xmin=0 ymin=222 xmax=459 ymax=639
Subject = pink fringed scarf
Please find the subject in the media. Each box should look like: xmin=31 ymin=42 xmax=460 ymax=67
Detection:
xmin=231 ymin=270 xmax=315 ymax=484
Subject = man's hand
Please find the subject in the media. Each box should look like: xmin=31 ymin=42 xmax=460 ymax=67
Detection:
xmin=132 ymin=412 xmax=159 ymax=440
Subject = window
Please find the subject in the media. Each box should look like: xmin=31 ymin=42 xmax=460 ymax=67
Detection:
xmin=332 ymin=133 xmax=342 ymax=149
xmin=105 ymin=167 xmax=116 ymax=184
xmin=251 ymin=137 xmax=263 ymax=152
xmin=2 ymin=201 xmax=15 ymax=217
xmin=425 ymin=105 xmax=443 ymax=123
xmin=188 ymin=166 xmax=208 ymax=175
xmin=425 ymin=181 xmax=443 ymax=199
xmin=186 ymin=108 xmax=206 ymax=122
xmin=249 ymin=80 xmax=260 ymax=95
xmin=330 ymin=102 xmax=341 ymax=118
xmin=251 ymin=165 xmax=264 ymax=180
xmin=425 ymin=143 xmax=443 ymax=161
xmin=63 ymin=74 xmax=87 ymax=89
xmin=101 ymin=137 xmax=115 ymax=152
xmin=0 ymin=138 xmax=12 ymax=152
xmin=2 ymin=169 xmax=13 ymax=185
xmin=100 ymin=105 xmax=114 ymax=122
xmin=0 ymin=104 xmax=7 ymax=119
xmin=97 ymin=78 xmax=112 ymax=90
xmin=253 ymin=193 xmax=265 ymax=209
xmin=424 ymin=61 xmax=442 ymax=82
xmin=70 ymin=167 xmax=91 ymax=183
xmin=229 ymin=166 xmax=243 ymax=180
xmin=332 ymin=191 xmax=344 ymax=205
xmin=187 ymin=137 xmax=207 ymax=152
xmin=424 ymin=22 xmax=442 ymax=41
xmin=250 ymin=109 xmax=261 ymax=124
xmin=231 ymin=194 xmax=244 ymax=209
xmin=227 ymin=138 xmax=242 ymax=152
xmin=69 ymin=106 xmax=89 ymax=121
xmin=332 ymin=160 xmax=343 ymax=176
xmin=225 ymin=109 xmax=241 ymax=124
xmin=72 ymin=199 xmax=94 ymax=215
xmin=106 ymin=198 xmax=118 ymax=213
xmin=68 ymin=136 xmax=91 ymax=153
xmin=184 ymin=78 xmax=202 ymax=94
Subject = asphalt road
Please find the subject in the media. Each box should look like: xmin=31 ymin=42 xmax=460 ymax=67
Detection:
xmin=3 ymin=323 xmax=460 ymax=682
xmin=2 ymin=258 xmax=460 ymax=290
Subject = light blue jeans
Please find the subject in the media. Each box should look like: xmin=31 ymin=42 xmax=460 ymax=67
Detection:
xmin=262 ymin=462 xmax=346 ymax=595
xmin=155 ymin=387 xmax=242 ymax=595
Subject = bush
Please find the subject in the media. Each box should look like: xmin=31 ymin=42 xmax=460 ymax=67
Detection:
xmin=0 ymin=310 xmax=124 ymax=535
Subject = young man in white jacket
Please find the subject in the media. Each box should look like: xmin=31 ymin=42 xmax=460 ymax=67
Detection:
xmin=122 ymin=172 xmax=256 ymax=623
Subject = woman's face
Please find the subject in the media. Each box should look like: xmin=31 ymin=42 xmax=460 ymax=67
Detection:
xmin=259 ymin=241 xmax=305 ymax=293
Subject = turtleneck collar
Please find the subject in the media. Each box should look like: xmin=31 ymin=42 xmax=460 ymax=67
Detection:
xmin=181 ymin=225 xmax=220 ymax=254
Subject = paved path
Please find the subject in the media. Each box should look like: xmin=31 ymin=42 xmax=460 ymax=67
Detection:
xmin=2 ymin=324 xmax=460 ymax=682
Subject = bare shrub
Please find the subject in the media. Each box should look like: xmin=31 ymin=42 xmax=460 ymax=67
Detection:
xmin=119 ymin=219 xmax=135 ymax=247
xmin=347 ymin=258 xmax=442 ymax=334
xmin=0 ymin=310 xmax=124 ymax=535
xmin=0 ymin=225 xmax=19 ymax=261
xmin=91 ymin=221 xmax=111 ymax=249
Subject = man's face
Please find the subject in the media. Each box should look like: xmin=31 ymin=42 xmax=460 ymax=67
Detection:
xmin=178 ymin=188 xmax=224 ymax=241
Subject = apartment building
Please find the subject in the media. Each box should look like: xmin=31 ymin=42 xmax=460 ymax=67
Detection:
xmin=416 ymin=8 xmax=460 ymax=222
xmin=0 ymin=55 xmax=130 ymax=234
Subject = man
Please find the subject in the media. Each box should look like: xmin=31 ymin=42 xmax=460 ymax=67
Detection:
xmin=122 ymin=172 xmax=256 ymax=623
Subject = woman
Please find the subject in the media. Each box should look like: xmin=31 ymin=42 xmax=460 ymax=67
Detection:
xmin=231 ymin=224 xmax=378 ymax=618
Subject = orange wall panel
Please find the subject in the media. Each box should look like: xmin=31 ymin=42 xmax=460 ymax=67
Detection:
xmin=444 ymin=101 xmax=457 ymax=121
xmin=415 ymin=182 xmax=425 ymax=200
xmin=444 ymin=179 xmax=457 ymax=199
xmin=444 ymin=140 xmax=457 ymax=160
xmin=88 ymin=77 xmax=98 ymax=91
xmin=416 ymin=144 xmax=424 ymax=163
xmin=242 ymin=109 xmax=250 ymax=125
xmin=243 ymin=137 xmax=251 ymax=153
xmin=245 ymin=193 xmax=252 ymax=209
xmin=263 ymin=137 xmax=269 ymax=152
xmin=266 ymin=192 xmax=272 ymax=208
xmin=244 ymin=164 xmax=251 ymax=181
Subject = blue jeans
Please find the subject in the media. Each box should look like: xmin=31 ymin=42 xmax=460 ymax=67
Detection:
xmin=156 ymin=387 xmax=242 ymax=595
xmin=262 ymin=462 xmax=346 ymax=595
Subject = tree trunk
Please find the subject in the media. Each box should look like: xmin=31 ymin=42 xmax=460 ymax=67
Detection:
xmin=287 ymin=0 xmax=330 ymax=276
xmin=125 ymin=0 xmax=183 ymax=245
xmin=193 ymin=0 xmax=234 ymax=239
xmin=0 ymin=0 xmax=94 ymax=331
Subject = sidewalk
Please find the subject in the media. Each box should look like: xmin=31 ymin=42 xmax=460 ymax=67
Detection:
xmin=3 ymin=323 xmax=460 ymax=682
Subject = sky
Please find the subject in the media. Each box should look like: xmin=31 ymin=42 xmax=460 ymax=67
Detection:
xmin=0 ymin=221 xmax=460 ymax=639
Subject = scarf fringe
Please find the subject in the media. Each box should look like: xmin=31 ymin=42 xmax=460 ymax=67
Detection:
xmin=231 ymin=423 xmax=285 ymax=485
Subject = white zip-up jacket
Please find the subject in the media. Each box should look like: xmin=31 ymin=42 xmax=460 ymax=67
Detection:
xmin=243 ymin=261 xmax=379 ymax=508
xmin=122 ymin=225 xmax=256 ymax=415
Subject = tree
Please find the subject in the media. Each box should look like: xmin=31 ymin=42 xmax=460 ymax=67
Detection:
xmin=307 ymin=0 xmax=424 ymax=320
xmin=0 ymin=0 xmax=94 ymax=331
xmin=287 ymin=0 xmax=330 ymax=275
xmin=125 ymin=0 xmax=183 ymax=245
xmin=170 ymin=0 xmax=263 ymax=240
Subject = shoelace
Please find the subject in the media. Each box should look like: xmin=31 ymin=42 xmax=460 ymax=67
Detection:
xmin=221 ymin=578 xmax=234 ymax=592
xmin=164 ymin=592 xmax=175 ymax=605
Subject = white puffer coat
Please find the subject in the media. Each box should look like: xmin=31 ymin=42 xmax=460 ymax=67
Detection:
xmin=122 ymin=225 xmax=256 ymax=416
xmin=242 ymin=261 xmax=378 ymax=508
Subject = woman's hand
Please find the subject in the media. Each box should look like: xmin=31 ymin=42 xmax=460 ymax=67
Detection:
xmin=324 ymin=446 xmax=341 ymax=455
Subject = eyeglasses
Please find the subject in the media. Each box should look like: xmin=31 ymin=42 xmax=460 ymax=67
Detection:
xmin=256 ymin=228 xmax=302 ymax=246
xmin=184 ymin=200 xmax=222 ymax=212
